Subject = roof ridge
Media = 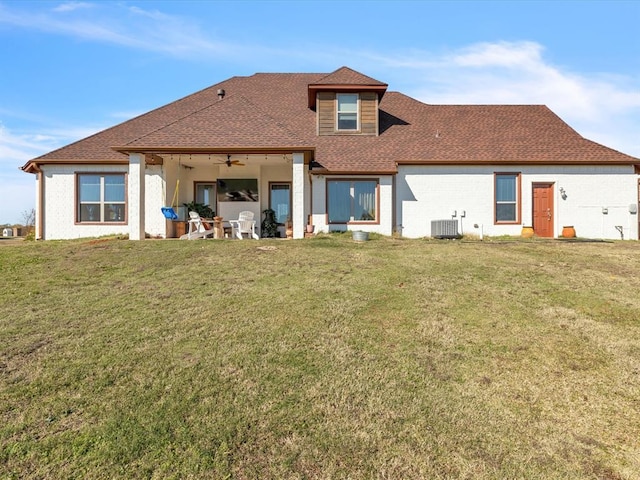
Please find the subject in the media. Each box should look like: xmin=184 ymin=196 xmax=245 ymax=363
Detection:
xmin=310 ymin=66 xmax=387 ymax=86
xmin=22 ymin=69 xmax=640 ymax=173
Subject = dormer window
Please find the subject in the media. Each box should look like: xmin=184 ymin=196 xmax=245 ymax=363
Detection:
xmin=337 ymin=93 xmax=358 ymax=130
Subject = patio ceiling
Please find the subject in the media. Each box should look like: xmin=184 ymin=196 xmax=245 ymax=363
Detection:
xmin=146 ymin=152 xmax=296 ymax=169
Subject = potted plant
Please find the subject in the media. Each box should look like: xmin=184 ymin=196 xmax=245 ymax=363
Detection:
xmin=261 ymin=209 xmax=278 ymax=238
xmin=306 ymin=214 xmax=315 ymax=234
xmin=285 ymin=217 xmax=293 ymax=239
xmin=183 ymin=201 xmax=215 ymax=219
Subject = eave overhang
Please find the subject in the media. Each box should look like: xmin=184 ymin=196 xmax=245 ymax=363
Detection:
xmin=20 ymin=158 xmax=127 ymax=174
xmin=112 ymin=145 xmax=316 ymax=157
xmin=396 ymin=159 xmax=640 ymax=166
xmin=20 ymin=161 xmax=41 ymax=174
xmin=307 ymin=83 xmax=388 ymax=109
xmin=310 ymin=168 xmax=397 ymax=176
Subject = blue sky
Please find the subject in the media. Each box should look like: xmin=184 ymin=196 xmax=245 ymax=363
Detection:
xmin=1 ymin=0 xmax=639 ymax=225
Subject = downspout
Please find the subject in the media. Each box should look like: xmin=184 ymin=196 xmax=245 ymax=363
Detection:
xmin=392 ymin=173 xmax=398 ymax=236
xmin=37 ymin=169 xmax=44 ymax=240
xmin=307 ymin=169 xmax=314 ymax=230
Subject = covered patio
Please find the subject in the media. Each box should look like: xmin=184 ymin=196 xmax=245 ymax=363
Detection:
xmin=121 ymin=149 xmax=314 ymax=240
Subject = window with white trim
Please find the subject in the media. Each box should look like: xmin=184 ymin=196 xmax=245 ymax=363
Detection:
xmin=327 ymin=179 xmax=377 ymax=223
xmin=77 ymin=173 xmax=126 ymax=223
xmin=336 ymin=93 xmax=358 ymax=131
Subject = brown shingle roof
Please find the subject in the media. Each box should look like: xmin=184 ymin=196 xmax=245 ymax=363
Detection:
xmin=117 ymin=93 xmax=310 ymax=151
xmin=307 ymin=66 xmax=388 ymax=108
xmin=310 ymin=66 xmax=387 ymax=86
xmin=22 ymin=68 xmax=639 ymax=174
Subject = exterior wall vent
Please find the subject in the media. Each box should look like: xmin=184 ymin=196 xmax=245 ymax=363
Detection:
xmin=431 ymin=219 xmax=461 ymax=239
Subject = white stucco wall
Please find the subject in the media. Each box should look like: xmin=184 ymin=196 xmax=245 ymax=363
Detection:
xmin=397 ymin=165 xmax=638 ymax=240
xmin=38 ymin=161 xmax=639 ymax=241
xmin=145 ymin=164 xmax=167 ymax=238
xmin=311 ymin=175 xmax=394 ymax=236
xmin=41 ymin=164 xmax=130 ymax=240
xmin=41 ymin=163 xmax=176 ymax=240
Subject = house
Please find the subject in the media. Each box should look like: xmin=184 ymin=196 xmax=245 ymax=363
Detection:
xmin=21 ymin=67 xmax=640 ymax=241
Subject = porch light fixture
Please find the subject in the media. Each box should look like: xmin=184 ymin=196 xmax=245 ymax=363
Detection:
xmin=559 ymin=187 xmax=567 ymax=200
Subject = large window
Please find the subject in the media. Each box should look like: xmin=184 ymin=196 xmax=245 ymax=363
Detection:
xmin=336 ymin=93 xmax=358 ymax=131
xmin=495 ymin=173 xmax=520 ymax=223
xmin=77 ymin=173 xmax=126 ymax=223
xmin=269 ymin=182 xmax=291 ymax=224
xmin=327 ymin=179 xmax=377 ymax=223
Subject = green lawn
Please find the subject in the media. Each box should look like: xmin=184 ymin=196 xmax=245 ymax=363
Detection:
xmin=1 ymin=235 xmax=639 ymax=479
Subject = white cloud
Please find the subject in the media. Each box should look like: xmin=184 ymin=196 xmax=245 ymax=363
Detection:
xmin=452 ymin=41 xmax=546 ymax=69
xmin=0 ymin=122 xmax=103 ymax=224
xmin=0 ymin=125 xmax=39 ymax=224
xmin=360 ymin=41 xmax=640 ymax=157
xmin=0 ymin=120 xmax=103 ymax=163
xmin=0 ymin=124 xmax=50 ymax=164
xmin=0 ymin=2 xmax=239 ymax=58
xmin=52 ymin=2 xmax=94 ymax=13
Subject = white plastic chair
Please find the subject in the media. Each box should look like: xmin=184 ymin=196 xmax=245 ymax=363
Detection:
xmin=180 ymin=211 xmax=215 ymax=240
xmin=229 ymin=211 xmax=259 ymax=239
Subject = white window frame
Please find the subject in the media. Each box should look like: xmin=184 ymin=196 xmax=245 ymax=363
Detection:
xmin=76 ymin=173 xmax=127 ymax=223
xmin=336 ymin=93 xmax=359 ymax=131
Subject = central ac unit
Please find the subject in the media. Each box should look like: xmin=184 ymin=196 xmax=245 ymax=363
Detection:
xmin=431 ymin=219 xmax=460 ymax=239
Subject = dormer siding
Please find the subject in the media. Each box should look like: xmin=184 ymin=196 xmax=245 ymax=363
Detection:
xmin=316 ymin=91 xmax=379 ymax=136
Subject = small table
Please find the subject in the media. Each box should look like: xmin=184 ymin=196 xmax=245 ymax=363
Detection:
xmin=212 ymin=217 xmax=234 ymax=239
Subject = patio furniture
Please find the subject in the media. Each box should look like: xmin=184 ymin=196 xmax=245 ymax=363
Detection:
xmin=180 ymin=211 xmax=215 ymax=240
xmin=229 ymin=211 xmax=259 ymax=239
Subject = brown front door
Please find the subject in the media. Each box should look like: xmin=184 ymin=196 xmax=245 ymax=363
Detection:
xmin=532 ymin=183 xmax=554 ymax=237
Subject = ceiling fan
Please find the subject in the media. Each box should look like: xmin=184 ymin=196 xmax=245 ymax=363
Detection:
xmin=219 ymin=154 xmax=245 ymax=167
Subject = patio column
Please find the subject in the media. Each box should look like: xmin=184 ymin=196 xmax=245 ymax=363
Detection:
xmin=292 ymin=152 xmax=305 ymax=239
xmin=128 ymin=153 xmax=145 ymax=240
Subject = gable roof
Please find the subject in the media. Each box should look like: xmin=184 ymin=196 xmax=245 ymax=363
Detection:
xmin=307 ymin=66 xmax=388 ymax=108
xmin=312 ymin=66 xmax=388 ymax=86
xmin=22 ymin=67 xmax=639 ymax=174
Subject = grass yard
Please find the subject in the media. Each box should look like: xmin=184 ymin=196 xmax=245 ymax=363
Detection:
xmin=1 ymin=234 xmax=639 ymax=479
